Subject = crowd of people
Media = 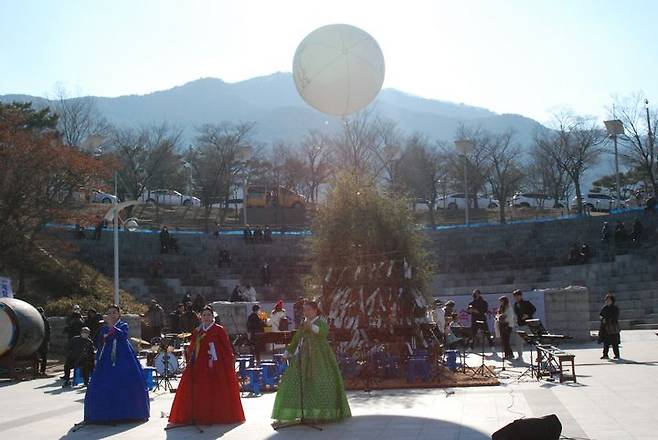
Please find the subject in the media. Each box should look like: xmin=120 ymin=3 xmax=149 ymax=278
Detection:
xmin=601 ymin=218 xmax=645 ymax=245
xmin=45 ymin=297 xmax=350 ymax=427
xmin=431 ymin=289 xmax=537 ymax=362
xmin=243 ymin=225 xmax=273 ymax=243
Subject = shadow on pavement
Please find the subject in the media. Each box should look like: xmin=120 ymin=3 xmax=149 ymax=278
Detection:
xmin=59 ymin=419 xmax=150 ymax=440
xmin=264 ymin=415 xmax=490 ymax=439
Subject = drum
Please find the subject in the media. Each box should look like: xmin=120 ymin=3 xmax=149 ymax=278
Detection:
xmin=154 ymin=352 xmax=179 ymax=375
xmin=0 ymin=298 xmax=45 ymax=358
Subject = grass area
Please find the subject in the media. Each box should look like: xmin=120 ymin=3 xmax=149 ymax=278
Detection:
xmin=7 ymin=240 xmax=146 ymax=316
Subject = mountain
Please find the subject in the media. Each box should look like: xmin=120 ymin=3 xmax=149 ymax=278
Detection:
xmin=1 ymin=72 xmax=545 ymax=147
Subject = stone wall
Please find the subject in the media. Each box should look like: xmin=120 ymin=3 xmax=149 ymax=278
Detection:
xmin=540 ymin=286 xmax=590 ymax=342
xmin=47 ymin=314 xmax=142 ymax=355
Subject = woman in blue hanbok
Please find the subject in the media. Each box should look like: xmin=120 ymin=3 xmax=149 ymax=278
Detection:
xmin=84 ymin=304 xmax=150 ymax=423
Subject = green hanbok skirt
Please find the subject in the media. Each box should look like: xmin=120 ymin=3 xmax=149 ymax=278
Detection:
xmin=271 ymin=319 xmax=351 ymax=422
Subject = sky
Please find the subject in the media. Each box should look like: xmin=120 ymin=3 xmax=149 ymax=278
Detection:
xmin=1 ymin=0 xmax=657 ymax=123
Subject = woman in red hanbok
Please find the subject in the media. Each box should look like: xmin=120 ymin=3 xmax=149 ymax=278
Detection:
xmin=168 ymin=306 xmax=245 ymax=425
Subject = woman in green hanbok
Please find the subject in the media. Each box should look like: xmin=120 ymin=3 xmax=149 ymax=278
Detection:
xmin=272 ymin=301 xmax=351 ymax=425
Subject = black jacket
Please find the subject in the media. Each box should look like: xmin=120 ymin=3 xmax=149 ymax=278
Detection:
xmin=66 ymin=335 xmax=95 ymax=365
xmin=247 ymin=312 xmax=264 ymax=337
xmin=64 ymin=313 xmax=84 ymax=339
xmin=513 ymin=300 xmax=536 ymax=326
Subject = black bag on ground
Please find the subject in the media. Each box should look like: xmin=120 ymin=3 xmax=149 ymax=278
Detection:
xmin=491 ymin=414 xmax=562 ymax=440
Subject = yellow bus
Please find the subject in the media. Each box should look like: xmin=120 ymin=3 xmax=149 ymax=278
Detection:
xmin=246 ymin=185 xmax=306 ymax=209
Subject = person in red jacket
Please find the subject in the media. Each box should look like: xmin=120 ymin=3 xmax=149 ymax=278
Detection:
xmin=168 ymin=306 xmax=245 ymax=425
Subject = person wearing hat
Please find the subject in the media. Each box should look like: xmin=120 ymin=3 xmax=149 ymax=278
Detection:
xmin=270 ymin=300 xmax=288 ymax=332
xmin=64 ymin=305 xmax=84 ymax=342
xmin=63 ymin=327 xmax=95 ymax=387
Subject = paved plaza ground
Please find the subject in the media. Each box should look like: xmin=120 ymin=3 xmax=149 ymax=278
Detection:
xmin=1 ymin=330 xmax=657 ymax=440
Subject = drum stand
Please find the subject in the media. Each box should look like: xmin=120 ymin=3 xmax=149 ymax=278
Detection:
xmin=155 ymin=353 xmax=175 ymax=392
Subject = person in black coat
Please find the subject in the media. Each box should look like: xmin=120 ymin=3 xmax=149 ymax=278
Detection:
xmin=246 ymin=304 xmax=265 ymax=343
xmin=84 ymin=308 xmax=102 ymax=348
xmin=64 ymin=305 xmax=84 ymax=341
xmin=468 ymin=289 xmax=492 ymax=347
xmin=169 ymin=303 xmax=185 ymax=334
xmin=598 ymin=293 xmax=621 ymax=360
xmin=36 ymin=307 xmax=50 ymax=375
xmin=62 ymin=327 xmax=95 ymax=387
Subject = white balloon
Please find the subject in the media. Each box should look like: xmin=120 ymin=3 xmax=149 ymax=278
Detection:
xmin=293 ymin=24 xmax=385 ymax=117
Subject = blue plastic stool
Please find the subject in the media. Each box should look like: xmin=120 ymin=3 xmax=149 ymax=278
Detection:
xmin=72 ymin=368 xmax=83 ymax=386
xmin=383 ymin=355 xmax=401 ymax=378
xmin=338 ymin=356 xmax=357 ymax=379
xmin=407 ymin=356 xmax=430 ymax=383
xmin=445 ymin=350 xmax=458 ymax=371
xmin=273 ymin=353 xmax=288 ymax=375
xmin=236 ymin=356 xmax=252 ymax=379
xmin=143 ymin=367 xmax=156 ymax=390
xmin=244 ymin=367 xmax=263 ymax=395
xmin=260 ymin=361 xmax=278 ymax=387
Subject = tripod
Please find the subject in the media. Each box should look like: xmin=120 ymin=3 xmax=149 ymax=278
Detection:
xmin=274 ymin=338 xmax=322 ymax=431
xmin=155 ymin=352 xmax=175 ymax=392
xmin=165 ymin=346 xmax=203 ymax=433
xmin=472 ymin=321 xmax=496 ymax=377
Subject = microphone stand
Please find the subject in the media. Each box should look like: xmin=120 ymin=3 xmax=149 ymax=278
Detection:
xmin=274 ymin=332 xmax=322 ymax=431
xmin=165 ymin=334 xmax=203 ymax=433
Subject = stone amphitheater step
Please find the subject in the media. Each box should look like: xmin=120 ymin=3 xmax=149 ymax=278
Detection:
xmin=631 ymin=323 xmax=658 ymax=330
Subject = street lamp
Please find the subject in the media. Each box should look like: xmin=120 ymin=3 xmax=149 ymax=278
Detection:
xmin=104 ymin=186 xmax=141 ymax=306
xmin=454 ymin=139 xmax=475 ymax=225
xmin=646 ymin=99 xmax=655 ymax=184
xmin=604 ymin=119 xmax=624 ymax=209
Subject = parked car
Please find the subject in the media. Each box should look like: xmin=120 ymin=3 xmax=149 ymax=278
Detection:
xmin=413 ymin=198 xmax=430 ymax=212
xmin=512 ymin=192 xmax=565 ymax=209
xmin=90 ymin=190 xmax=119 ymax=204
xmin=571 ymin=193 xmax=626 ymax=212
xmin=246 ymin=185 xmax=306 ymax=209
xmin=437 ymin=193 xmax=499 ymax=210
xmin=139 ymin=189 xmax=201 ymax=207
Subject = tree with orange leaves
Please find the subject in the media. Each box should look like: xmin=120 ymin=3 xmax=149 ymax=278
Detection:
xmin=0 ymin=102 xmax=113 ymax=293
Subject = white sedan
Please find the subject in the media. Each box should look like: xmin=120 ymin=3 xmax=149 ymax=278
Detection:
xmin=437 ymin=193 xmax=499 ymax=210
xmin=90 ymin=190 xmax=119 ymax=204
xmin=139 ymin=189 xmax=201 ymax=207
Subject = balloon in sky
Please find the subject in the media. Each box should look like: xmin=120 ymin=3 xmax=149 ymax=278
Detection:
xmin=293 ymin=24 xmax=385 ymax=117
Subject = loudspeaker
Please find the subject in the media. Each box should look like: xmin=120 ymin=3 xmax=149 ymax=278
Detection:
xmin=491 ymin=414 xmax=562 ymax=440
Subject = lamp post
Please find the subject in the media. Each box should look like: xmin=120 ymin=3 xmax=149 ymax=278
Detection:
xmin=455 ymin=139 xmax=475 ymax=225
xmin=604 ymin=119 xmax=624 ymax=209
xmin=104 ymin=193 xmax=141 ymax=306
xmin=113 ymin=173 xmax=119 ymax=305
xmin=646 ymin=99 xmax=655 ymax=184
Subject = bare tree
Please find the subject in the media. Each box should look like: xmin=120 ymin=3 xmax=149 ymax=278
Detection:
xmin=52 ymin=85 xmax=112 ymax=149
xmin=398 ymin=133 xmax=448 ymax=226
xmin=611 ymin=94 xmax=658 ymax=195
xmin=188 ymin=122 xmax=255 ymax=230
xmin=527 ymin=144 xmax=573 ymax=208
xmin=110 ymin=123 xmax=184 ymax=200
xmin=299 ymin=130 xmax=332 ymax=203
xmin=484 ymin=130 xmax=525 ymax=223
xmin=330 ymin=109 xmax=399 ymax=181
xmin=444 ymin=125 xmax=492 ymax=208
xmin=536 ymin=112 xmax=604 ymax=214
